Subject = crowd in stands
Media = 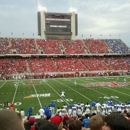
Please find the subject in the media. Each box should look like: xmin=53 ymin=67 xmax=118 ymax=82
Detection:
xmin=0 ymin=38 xmax=10 ymax=54
xmin=0 ymin=58 xmax=27 ymax=76
xmin=62 ymin=40 xmax=87 ymax=54
xmin=54 ymin=57 xmax=86 ymax=72
xmin=28 ymin=57 xmax=57 ymax=73
xmin=0 ymin=37 xmax=130 ymax=79
xmin=84 ymin=39 xmax=109 ymax=54
xmin=0 ymin=37 xmax=130 ymax=54
xmin=105 ymin=39 xmax=130 ymax=54
xmin=36 ymin=39 xmax=63 ymax=54
xmin=10 ymin=38 xmax=38 ymax=54
xmin=1 ymin=99 xmax=130 ymax=130
xmin=0 ymin=55 xmax=129 ymax=79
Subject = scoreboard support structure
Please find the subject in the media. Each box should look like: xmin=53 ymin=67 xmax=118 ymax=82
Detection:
xmin=38 ymin=11 xmax=78 ymax=40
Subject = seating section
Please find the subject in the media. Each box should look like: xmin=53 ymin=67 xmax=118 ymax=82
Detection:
xmin=104 ymin=39 xmax=130 ymax=53
xmin=62 ymin=40 xmax=87 ymax=54
xmin=27 ymin=58 xmax=57 ymax=73
xmin=0 ymin=38 xmax=129 ymax=54
xmin=0 ymin=56 xmax=129 ymax=76
xmin=0 ymin=37 xmax=129 ymax=78
xmin=10 ymin=38 xmax=38 ymax=54
xmin=0 ymin=38 xmax=10 ymax=54
xmin=83 ymin=39 xmax=109 ymax=53
xmin=80 ymin=56 xmax=129 ymax=71
xmin=0 ymin=58 xmax=27 ymax=75
xmin=53 ymin=57 xmax=87 ymax=72
xmin=36 ymin=39 xmax=63 ymax=54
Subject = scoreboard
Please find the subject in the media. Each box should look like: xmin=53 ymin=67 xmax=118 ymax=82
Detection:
xmin=45 ymin=13 xmax=71 ymax=35
xmin=38 ymin=11 xmax=78 ymax=40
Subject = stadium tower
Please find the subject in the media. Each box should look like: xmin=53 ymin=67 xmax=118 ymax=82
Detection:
xmin=37 ymin=10 xmax=78 ymax=40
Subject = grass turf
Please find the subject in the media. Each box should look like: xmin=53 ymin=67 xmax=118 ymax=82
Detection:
xmin=0 ymin=75 xmax=130 ymax=115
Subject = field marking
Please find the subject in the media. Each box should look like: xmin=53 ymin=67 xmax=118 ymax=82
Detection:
xmin=80 ymin=77 xmax=130 ymax=99
xmin=43 ymin=80 xmax=70 ymax=105
xmin=77 ymin=78 xmax=120 ymax=102
xmin=0 ymin=81 xmax=7 ymax=89
xmin=54 ymin=79 xmax=92 ymax=101
xmin=69 ymin=80 xmax=109 ymax=98
xmin=30 ymin=80 xmax=42 ymax=108
xmin=12 ymin=81 xmax=19 ymax=103
xmin=81 ymin=78 xmax=130 ymax=97
xmin=103 ymin=86 xmax=130 ymax=97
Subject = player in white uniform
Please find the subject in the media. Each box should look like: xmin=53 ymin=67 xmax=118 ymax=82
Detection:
xmin=72 ymin=106 xmax=77 ymax=119
xmin=95 ymin=101 xmax=101 ymax=115
xmin=14 ymin=83 xmax=18 ymax=88
xmin=20 ymin=108 xmax=25 ymax=118
xmin=74 ymin=80 xmax=77 ymax=85
xmin=63 ymin=104 xmax=67 ymax=110
xmin=61 ymin=91 xmax=65 ymax=97
xmin=56 ymin=107 xmax=61 ymax=115
xmin=124 ymin=78 xmax=127 ymax=82
xmin=80 ymin=102 xmax=85 ymax=113
xmin=77 ymin=103 xmax=82 ymax=116
xmin=84 ymin=102 xmax=91 ymax=114
xmin=68 ymin=108 xmax=72 ymax=117
xmin=38 ymin=108 xmax=45 ymax=118
xmin=117 ymin=103 xmax=122 ymax=113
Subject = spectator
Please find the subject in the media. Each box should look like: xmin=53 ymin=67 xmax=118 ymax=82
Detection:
xmin=89 ymin=115 xmax=103 ymax=130
xmin=102 ymin=113 xmax=130 ymax=130
xmin=35 ymin=118 xmax=58 ymax=130
xmin=39 ymin=121 xmax=58 ymax=130
xmin=82 ymin=114 xmax=90 ymax=128
xmin=69 ymin=120 xmax=83 ymax=130
xmin=0 ymin=109 xmax=25 ymax=130
xmin=50 ymin=115 xmax=64 ymax=130
xmin=24 ymin=117 xmax=36 ymax=130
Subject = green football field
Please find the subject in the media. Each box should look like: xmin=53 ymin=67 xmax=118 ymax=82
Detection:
xmin=0 ymin=75 xmax=130 ymax=116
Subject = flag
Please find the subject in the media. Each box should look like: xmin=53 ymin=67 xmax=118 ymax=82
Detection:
xmin=11 ymin=32 xmax=13 ymax=35
xmin=33 ymin=33 xmax=34 ymax=36
xmin=100 ymin=34 xmax=102 ymax=36
xmin=110 ymin=34 xmax=111 ymax=36
xmin=22 ymin=33 xmax=24 ymax=35
xmin=90 ymin=34 xmax=92 ymax=37
xmin=82 ymin=34 xmax=83 ymax=37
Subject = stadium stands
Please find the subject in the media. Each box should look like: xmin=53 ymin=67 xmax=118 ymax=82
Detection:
xmin=10 ymin=38 xmax=38 ymax=54
xmin=104 ymin=39 xmax=130 ymax=54
xmin=84 ymin=39 xmax=109 ymax=54
xmin=0 ymin=38 xmax=10 ymax=54
xmin=62 ymin=40 xmax=87 ymax=54
xmin=36 ymin=39 xmax=63 ymax=54
xmin=0 ymin=37 xmax=130 ymax=79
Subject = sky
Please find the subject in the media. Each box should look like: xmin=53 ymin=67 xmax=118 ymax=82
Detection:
xmin=0 ymin=0 xmax=130 ymax=47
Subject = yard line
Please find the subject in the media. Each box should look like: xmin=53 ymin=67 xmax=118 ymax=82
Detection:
xmin=12 ymin=81 xmax=19 ymax=103
xmin=103 ymin=86 xmax=130 ymax=97
xmin=0 ymin=81 xmax=7 ymax=88
xmin=31 ymin=80 xmax=42 ymax=108
xmin=54 ymin=79 xmax=92 ymax=101
xmin=43 ymin=80 xmax=69 ymax=105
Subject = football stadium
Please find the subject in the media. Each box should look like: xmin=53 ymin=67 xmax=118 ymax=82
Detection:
xmin=0 ymin=1 xmax=130 ymax=126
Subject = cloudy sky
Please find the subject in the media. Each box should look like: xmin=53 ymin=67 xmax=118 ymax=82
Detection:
xmin=0 ymin=0 xmax=130 ymax=47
